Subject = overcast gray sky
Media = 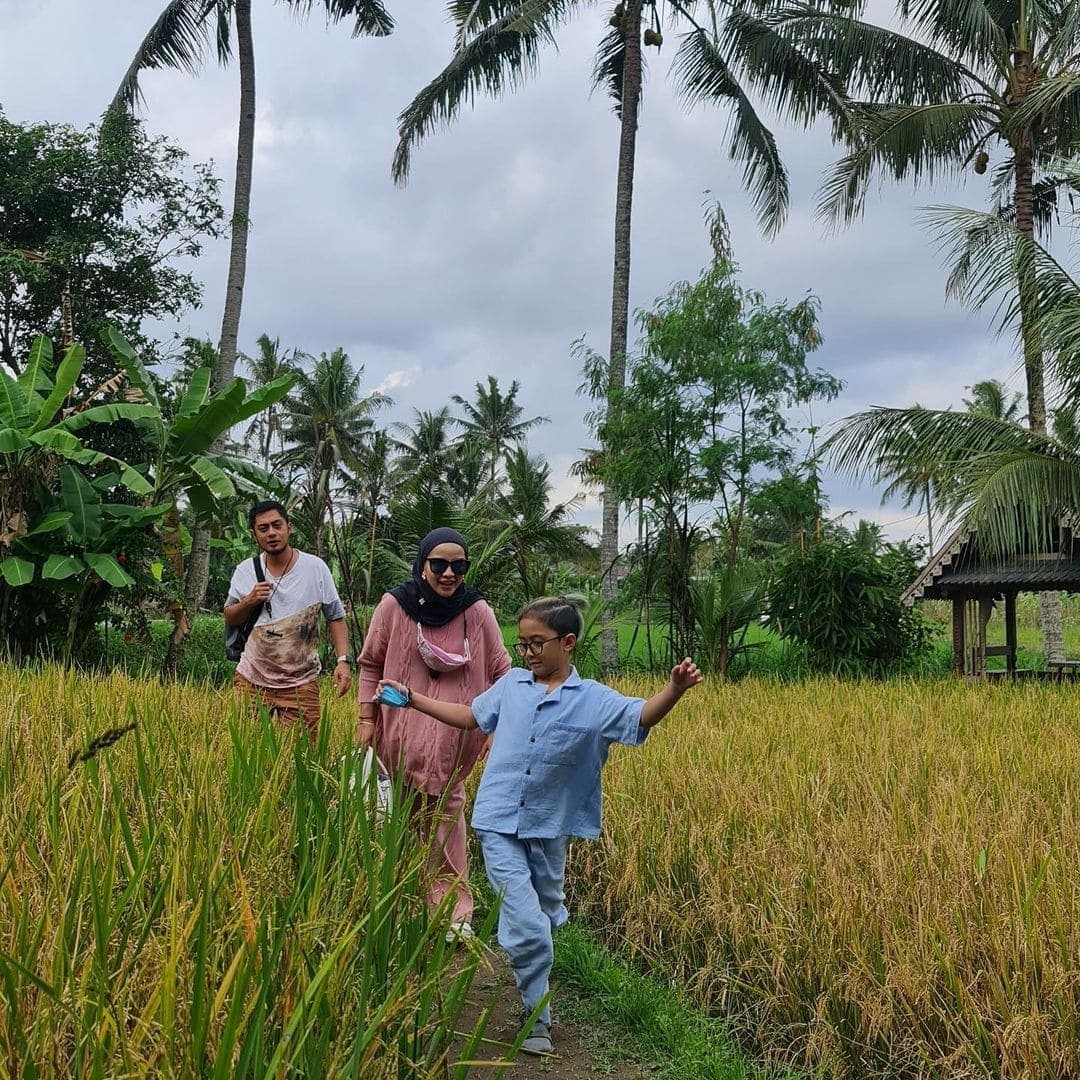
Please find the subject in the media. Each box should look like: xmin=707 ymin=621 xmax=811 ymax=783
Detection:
xmin=1 ymin=0 xmax=1031 ymax=544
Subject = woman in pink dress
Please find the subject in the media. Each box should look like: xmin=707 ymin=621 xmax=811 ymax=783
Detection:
xmin=357 ymin=527 xmax=511 ymax=938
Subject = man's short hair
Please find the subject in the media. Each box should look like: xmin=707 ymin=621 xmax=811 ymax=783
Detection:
xmin=248 ymin=499 xmax=289 ymax=529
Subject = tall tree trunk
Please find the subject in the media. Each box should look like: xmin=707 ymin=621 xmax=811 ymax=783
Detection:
xmin=168 ymin=0 xmax=256 ymax=674
xmin=1012 ymin=49 xmax=1064 ymax=663
xmin=600 ymin=0 xmax=643 ymax=673
xmin=924 ymin=479 xmax=934 ymax=552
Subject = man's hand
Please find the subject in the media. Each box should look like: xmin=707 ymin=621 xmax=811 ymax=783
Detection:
xmin=355 ymin=719 xmax=375 ymax=749
xmin=670 ymin=657 xmax=703 ymax=693
xmin=333 ymin=662 xmax=351 ymax=697
xmin=246 ymin=580 xmax=273 ymax=606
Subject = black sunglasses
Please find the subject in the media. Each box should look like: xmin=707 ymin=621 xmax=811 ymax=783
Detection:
xmin=427 ymin=557 xmax=470 ymax=576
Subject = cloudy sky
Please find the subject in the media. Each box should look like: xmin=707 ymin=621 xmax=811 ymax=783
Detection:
xmin=1 ymin=0 xmax=1031 ymax=544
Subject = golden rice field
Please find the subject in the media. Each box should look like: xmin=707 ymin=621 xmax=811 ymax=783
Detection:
xmin=572 ymin=677 xmax=1080 ymax=1079
xmin=0 ymin=666 xmax=505 ymax=1079
xmin=3 ymin=667 xmax=1078 ymax=1078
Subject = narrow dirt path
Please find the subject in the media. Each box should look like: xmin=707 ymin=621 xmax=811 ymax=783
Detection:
xmin=454 ymin=948 xmax=653 ymax=1078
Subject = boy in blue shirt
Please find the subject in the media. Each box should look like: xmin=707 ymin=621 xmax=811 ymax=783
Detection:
xmin=376 ymin=595 xmax=703 ymax=1056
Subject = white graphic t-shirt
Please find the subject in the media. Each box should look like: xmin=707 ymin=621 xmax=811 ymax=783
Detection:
xmin=227 ymin=551 xmax=345 ymax=688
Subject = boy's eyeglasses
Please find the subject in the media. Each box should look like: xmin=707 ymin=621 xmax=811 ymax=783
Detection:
xmin=427 ymin=557 xmax=470 ymax=576
xmin=512 ymin=634 xmax=565 ymax=657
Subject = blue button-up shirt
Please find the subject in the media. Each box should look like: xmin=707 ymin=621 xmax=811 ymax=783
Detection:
xmin=470 ymin=666 xmax=647 ymax=839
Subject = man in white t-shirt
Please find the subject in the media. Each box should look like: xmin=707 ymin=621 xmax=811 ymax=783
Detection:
xmin=225 ymin=499 xmax=352 ymax=737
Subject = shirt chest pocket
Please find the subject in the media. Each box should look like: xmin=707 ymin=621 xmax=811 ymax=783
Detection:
xmin=543 ymin=722 xmax=594 ymax=766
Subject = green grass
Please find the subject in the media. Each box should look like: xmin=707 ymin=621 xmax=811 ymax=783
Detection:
xmin=551 ymin=924 xmax=798 ymax=1080
xmin=468 ymin=864 xmax=788 ymax=1079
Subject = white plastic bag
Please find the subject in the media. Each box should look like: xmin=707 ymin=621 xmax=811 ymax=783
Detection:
xmin=342 ymin=747 xmax=393 ymax=822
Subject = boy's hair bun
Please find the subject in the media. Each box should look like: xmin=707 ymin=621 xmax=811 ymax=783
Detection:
xmin=518 ymin=594 xmax=585 ymax=638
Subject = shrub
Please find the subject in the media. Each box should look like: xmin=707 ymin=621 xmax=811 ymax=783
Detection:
xmin=767 ymin=538 xmax=930 ymax=676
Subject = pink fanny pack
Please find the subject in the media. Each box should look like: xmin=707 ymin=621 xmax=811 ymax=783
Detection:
xmin=416 ymin=621 xmax=471 ymax=672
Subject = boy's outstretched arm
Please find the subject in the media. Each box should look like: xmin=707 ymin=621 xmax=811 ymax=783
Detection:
xmin=639 ymin=658 xmax=703 ymax=729
xmin=374 ymin=678 xmax=479 ymax=730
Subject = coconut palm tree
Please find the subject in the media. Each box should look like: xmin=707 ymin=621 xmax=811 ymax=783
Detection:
xmin=828 ymin=192 xmax=1080 ymax=597
xmin=451 ymin=376 xmax=548 ymax=488
xmin=799 ymin=1 xmax=1080 ymax=661
xmin=276 ymin=347 xmax=389 ymax=557
xmin=804 ymin=0 xmax=1080 ymax=435
xmin=963 ymin=378 xmax=1025 ymax=423
xmin=446 ymin=435 xmax=490 ymax=506
xmin=390 ymin=406 xmax=458 ymax=505
xmin=112 ymin=0 xmax=394 ymax=638
xmin=500 ymin=445 xmax=592 ymax=597
xmin=242 ymin=333 xmax=302 ymax=468
xmin=392 ymin=0 xmax=852 ymax=668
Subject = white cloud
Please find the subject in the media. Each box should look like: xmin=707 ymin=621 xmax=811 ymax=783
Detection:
xmin=376 ymin=367 xmax=420 ymax=395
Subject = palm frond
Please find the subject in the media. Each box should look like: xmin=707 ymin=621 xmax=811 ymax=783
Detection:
xmin=214 ymin=1 xmax=232 ymax=65
xmin=392 ymin=0 xmax=576 ymax=184
xmin=774 ymin=4 xmax=986 ymax=106
xmin=671 ymin=27 xmax=788 ymax=235
xmin=963 ymin=448 xmax=1080 ymax=555
xmin=592 ymin=24 xmax=631 ymax=116
xmin=895 ymin=0 xmax=1006 ymax=68
xmin=286 ymin=0 xmax=394 ymax=36
xmin=826 ymin=405 xmax=1080 ymax=553
xmin=816 ymin=100 xmax=991 ymax=227
xmin=112 ymin=0 xmax=216 ymax=110
xmin=1035 ymin=1 xmax=1080 ymax=69
xmin=1012 ymin=71 xmax=1080 ymax=158
xmin=722 ymin=6 xmax=854 ymax=138
xmin=448 ymin=1 xmax=529 ymax=48
xmin=932 ymin=188 xmax=1069 ymax=313
xmin=922 ymin=204 xmax=1080 ymax=393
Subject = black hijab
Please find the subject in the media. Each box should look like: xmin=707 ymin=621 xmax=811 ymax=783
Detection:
xmin=389 ymin=527 xmax=483 ymax=628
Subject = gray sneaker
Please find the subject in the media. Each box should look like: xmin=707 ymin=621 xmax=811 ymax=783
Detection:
xmin=520 ymin=1020 xmax=553 ymax=1056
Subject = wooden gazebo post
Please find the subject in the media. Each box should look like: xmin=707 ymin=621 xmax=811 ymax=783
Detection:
xmin=951 ymin=596 xmax=965 ymax=676
xmin=1005 ymin=591 xmax=1018 ymax=676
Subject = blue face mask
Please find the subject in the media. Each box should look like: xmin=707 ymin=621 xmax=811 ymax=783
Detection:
xmin=377 ymin=685 xmax=410 ymax=708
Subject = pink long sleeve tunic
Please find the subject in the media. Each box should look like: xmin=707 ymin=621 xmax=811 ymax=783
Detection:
xmin=360 ymin=593 xmax=512 ymax=796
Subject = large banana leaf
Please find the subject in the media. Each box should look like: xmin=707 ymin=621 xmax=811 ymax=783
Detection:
xmin=59 ymin=464 xmax=103 ymax=546
xmin=26 ymin=512 xmax=73 ymax=536
xmin=188 ymin=455 xmax=235 ymax=500
xmin=56 ymin=403 xmax=161 ymax=433
xmin=105 ymin=327 xmax=160 ymax=409
xmin=26 ymin=430 xmax=154 ymax=497
xmin=84 ymin=552 xmax=135 ymax=587
xmin=169 ymin=376 xmax=293 ymax=458
xmin=0 ymin=557 xmax=34 ymax=587
xmin=168 ymin=379 xmax=247 ymax=457
xmin=176 ymin=365 xmax=212 ymax=419
xmin=15 ymin=511 xmax=76 ymax=556
xmin=28 ymin=344 xmax=85 ymax=434
xmin=204 ymin=452 xmax=281 ymax=494
xmin=223 ymin=374 xmax=294 ymax=430
xmin=42 ymin=554 xmax=85 ymax=581
xmin=0 ymin=429 xmax=31 ymax=453
xmin=0 ymin=370 xmax=30 ymax=432
xmin=16 ymin=336 xmax=53 ymax=400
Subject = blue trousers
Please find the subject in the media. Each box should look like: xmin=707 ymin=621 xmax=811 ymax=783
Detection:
xmin=477 ymin=831 xmax=569 ymax=1026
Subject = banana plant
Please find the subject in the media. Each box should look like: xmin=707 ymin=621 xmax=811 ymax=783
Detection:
xmin=0 ymin=335 xmax=158 ymax=592
xmin=101 ymin=329 xmax=293 ymax=652
xmin=102 ymin=329 xmax=290 ymax=522
xmin=0 ymin=330 xmax=292 ymax=663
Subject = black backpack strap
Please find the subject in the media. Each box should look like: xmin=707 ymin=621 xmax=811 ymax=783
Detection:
xmin=246 ymin=555 xmax=267 ymax=627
